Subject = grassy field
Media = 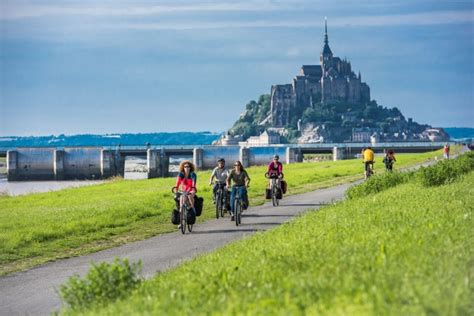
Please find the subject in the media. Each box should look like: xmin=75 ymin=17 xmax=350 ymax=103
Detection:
xmin=0 ymin=150 xmax=447 ymax=275
xmin=67 ymin=168 xmax=473 ymax=315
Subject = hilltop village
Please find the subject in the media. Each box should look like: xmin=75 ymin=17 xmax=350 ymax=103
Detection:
xmin=218 ymin=21 xmax=448 ymax=145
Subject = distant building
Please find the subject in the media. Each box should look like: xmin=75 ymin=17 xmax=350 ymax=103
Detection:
xmin=240 ymin=130 xmax=281 ymax=146
xmin=215 ymin=133 xmax=243 ymax=145
xmin=352 ymin=127 xmax=377 ymax=142
xmin=270 ymin=19 xmax=370 ymax=127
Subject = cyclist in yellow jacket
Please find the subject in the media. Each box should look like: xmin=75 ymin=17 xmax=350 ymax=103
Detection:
xmin=362 ymin=146 xmax=375 ymax=179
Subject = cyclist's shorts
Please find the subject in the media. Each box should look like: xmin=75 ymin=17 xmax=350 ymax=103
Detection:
xmin=364 ymin=161 xmax=374 ymax=171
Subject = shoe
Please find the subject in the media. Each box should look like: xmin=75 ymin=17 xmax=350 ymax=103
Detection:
xmin=178 ymin=224 xmax=182 ymax=229
xmin=231 ymin=215 xmax=235 ymax=221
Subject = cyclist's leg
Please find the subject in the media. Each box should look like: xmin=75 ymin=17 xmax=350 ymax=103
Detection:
xmin=188 ymin=191 xmax=195 ymax=213
xmin=241 ymin=186 xmax=249 ymax=209
xmin=212 ymin=184 xmax=218 ymax=202
xmin=230 ymin=186 xmax=237 ymax=214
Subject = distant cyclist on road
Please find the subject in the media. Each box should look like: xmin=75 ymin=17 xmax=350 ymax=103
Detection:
xmin=363 ymin=146 xmax=375 ymax=179
xmin=267 ymin=154 xmax=283 ymax=189
xmin=226 ymin=161 xmax=251 ymax=221
xmin=174 ymin=160 xmax=197 ymax=222
xmin=383 ymin=149 xmax=396 ymax=172
xmin=209 ymin=158 xmax=229 ymax=204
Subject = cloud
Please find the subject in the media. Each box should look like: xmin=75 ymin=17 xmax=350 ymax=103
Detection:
xmin=0 ymin=2 xmax=284 ymax=20
xmin=112 ymin=10 xmax=473 ymax=30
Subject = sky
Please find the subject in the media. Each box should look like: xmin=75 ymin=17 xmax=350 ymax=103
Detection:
xmin=0 ymin=0 xmax=473 ymax=137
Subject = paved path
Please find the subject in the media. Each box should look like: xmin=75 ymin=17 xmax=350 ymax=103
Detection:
xmin=0 ymin=182 xmax=352 ymax=315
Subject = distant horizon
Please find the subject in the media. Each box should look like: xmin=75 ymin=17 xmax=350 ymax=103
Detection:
xmin=1 ymin=127 xmax=473 ymax=139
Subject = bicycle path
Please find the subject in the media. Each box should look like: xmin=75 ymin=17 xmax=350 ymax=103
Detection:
xmin=0 ymin=181 xmax=354 ymax=315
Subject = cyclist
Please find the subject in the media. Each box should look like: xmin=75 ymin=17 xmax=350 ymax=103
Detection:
xmin=226 ymin=160 xmax=251 ymax=221
xmin=174 ymin=160 xmax=197 ymax=228
xmin=209 ymin=158 xmax=229 ymax=204
xmin=363 ymin=146 xmax=375 ymax=179
xmin=267 ymin=154 xmax=283 ymax=190
xmin=383 ymin=149 xmax=396 ymax=171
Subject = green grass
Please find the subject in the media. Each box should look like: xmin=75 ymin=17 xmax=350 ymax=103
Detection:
xmin=0 ymin=150 xmax=444 ymax=275
xmin=67 ymin=170 xmax=474 ymax=315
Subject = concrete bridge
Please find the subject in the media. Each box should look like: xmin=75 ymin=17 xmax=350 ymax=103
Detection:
xmin=1 ymin=142 xmax=449 ymax=181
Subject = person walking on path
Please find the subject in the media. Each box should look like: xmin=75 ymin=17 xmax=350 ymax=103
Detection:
xmin=444 ymin=143 xmax=450 ymax=159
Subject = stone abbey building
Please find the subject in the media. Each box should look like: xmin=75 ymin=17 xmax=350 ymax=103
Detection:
xmin=270 ymin=21 xmax=371 ymax=127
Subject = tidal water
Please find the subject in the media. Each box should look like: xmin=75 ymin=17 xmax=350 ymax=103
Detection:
xmin=0 ymin=177 xmax=105 ymax=196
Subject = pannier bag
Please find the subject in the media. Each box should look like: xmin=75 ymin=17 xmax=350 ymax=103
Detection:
xmin=265 ymin=188 xmax=272 ymax=199
xmin=276 ymin=188 xmax=283 ymax=199
xmin=194 ymin=196 xmax=204 ymax=216
xmin=281 ymin=180 xmax=288 ymax=194
xmin=187 ymin=209 xmax=196 ymax=225
xmin=171 ymin=209 xmax=180 ymax=225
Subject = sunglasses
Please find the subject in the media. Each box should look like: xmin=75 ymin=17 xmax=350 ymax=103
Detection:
xmin=184 ymin=165 xmax=191 ymax=168
xmin=234 ymin=164 xmax=241 ymax=167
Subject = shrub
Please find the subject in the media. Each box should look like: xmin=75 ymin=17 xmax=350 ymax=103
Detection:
xmin=59 ymin=258 xmax=142 ymax=311
xmin=346 ymin=171 xmax=411 ymax=199
xmin=417 ymin=151 xmax=474 ymax=186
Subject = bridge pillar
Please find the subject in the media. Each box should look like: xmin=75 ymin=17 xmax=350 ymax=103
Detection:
xmin=54 ymin=150 xmax=65 ymax=180
xmin=147 ymin=149 xmax=160 ymax=178
xmin=6 ymin=150 xmax=18 ymax=181
xmin=332 ymin=147 xmax=347 ymax=161
xmin=193 ymin=148 xmax=203 ymax=170
xmin=160 ymin=149 xmax=169 ymax=177
xmin=101 ymin=150 xmax=115 ymax=178
xmin=286 ymin=147 xmax=303 ymax=164
xmin=239 ymin=147 xmax=250 ymax=168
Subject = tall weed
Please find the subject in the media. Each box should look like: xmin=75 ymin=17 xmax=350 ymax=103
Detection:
xmin=59 ymin=258 xmax=142 ymax=311
xmin=346 ymin=171 xmax=412 ymax=200
xmin=417 ymin=151 xmax=474 ymax=186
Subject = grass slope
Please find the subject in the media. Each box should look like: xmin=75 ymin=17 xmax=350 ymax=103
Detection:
xmin=0 ymin=150 xmax=445 ymax=275
xmin=73 ymin=171 xmax=474 ymax=315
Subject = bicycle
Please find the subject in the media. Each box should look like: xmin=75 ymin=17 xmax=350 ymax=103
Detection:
xmin=230 ymin=185 xmax=247 ymax=226
xmin=364 ymin=161 xmax=375 ymax=179
xmin=172 ymin=187 xmax=194 ymax=234
xmin=213 ymin=182 xmax=226 ymax=219
xmin=265 ymin=172 xmax=282 ymax=207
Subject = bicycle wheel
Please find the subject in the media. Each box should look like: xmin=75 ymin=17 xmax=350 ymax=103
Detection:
xmin=180 ymin=205 xmax=186 ymax=234
xmin=272 ymin=186 xmax=278 ymax=207
xmin=220 ymin=193 xmax=225 ymax=218
xmin=215 ymin=191 xmax=220 ymax=219
xmin=235 ymin=201 xmax=241 ymax=226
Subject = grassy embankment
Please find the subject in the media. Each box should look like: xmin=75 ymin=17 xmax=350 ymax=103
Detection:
xmin=64 ymin=153 xmax=473 ymax=315
xmin=0 ymin=150 xmax=449 ymax=275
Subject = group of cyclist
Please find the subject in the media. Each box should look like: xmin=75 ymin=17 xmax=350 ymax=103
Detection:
xmin=362 ymin=146 xmax=397 ymax=179
xmin=173 ymin=155 xmax=284 ymax=227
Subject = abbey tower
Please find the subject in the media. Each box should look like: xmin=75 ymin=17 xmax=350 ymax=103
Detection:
xmin=270 ymin=20 xmax=371 ymax=127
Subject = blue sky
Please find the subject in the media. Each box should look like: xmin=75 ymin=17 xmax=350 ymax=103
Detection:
xmin=1 ymin=0 xmax=473 ymax=136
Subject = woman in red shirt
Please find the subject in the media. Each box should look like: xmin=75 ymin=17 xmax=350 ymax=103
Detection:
xmin=174 ymin=160 xmax=197 ymax=214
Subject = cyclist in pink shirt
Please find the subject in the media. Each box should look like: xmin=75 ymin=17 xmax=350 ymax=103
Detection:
xmin=174 ymin=160 xmax=197 ymax=213
xmin=267 ymin=154 xmax=283 ymax=189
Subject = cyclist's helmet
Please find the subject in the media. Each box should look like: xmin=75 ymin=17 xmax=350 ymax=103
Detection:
xmin=273 ymin=155 xmax=279 ymax=160
xmin=217 ymin=158 xmax=225 ymax=163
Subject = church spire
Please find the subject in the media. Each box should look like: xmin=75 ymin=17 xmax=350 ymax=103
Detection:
xmin=321 ymin=17 xmax=333 ymax=58
xmin=324 ymin=16 xmax=328 ymax=45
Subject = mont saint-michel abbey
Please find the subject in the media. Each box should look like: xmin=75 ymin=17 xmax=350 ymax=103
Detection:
xmin=270 ymin=21 xmax=371 ymax=127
